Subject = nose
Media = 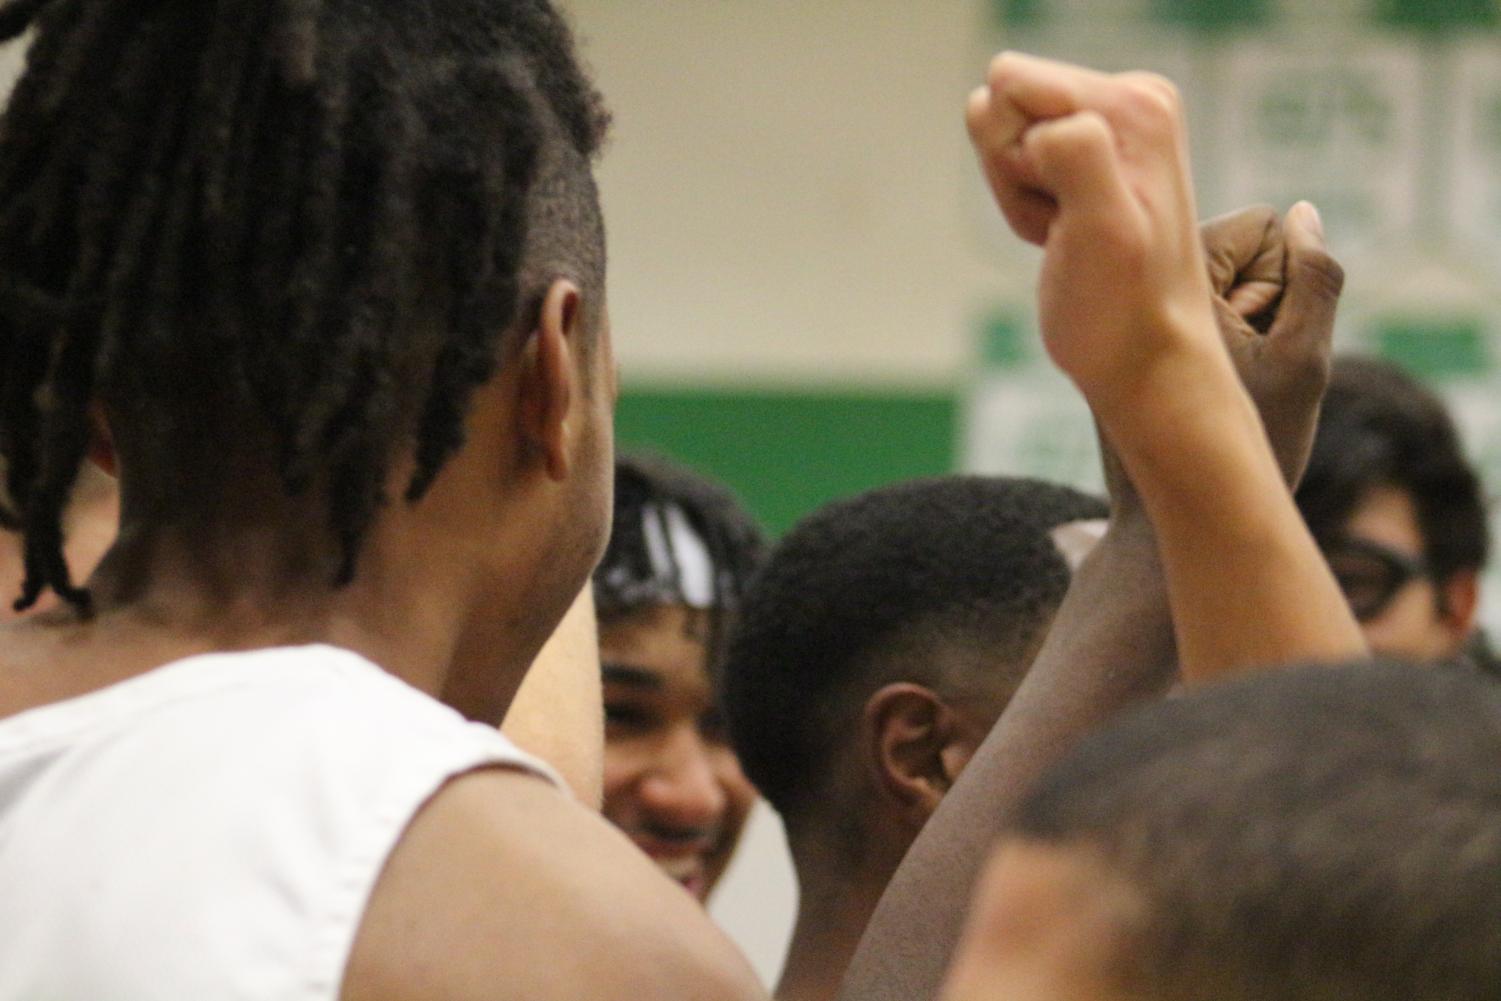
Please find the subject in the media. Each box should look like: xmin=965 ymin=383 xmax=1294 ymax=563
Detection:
xmin=636 ymin=724 xmax=728 ymax=832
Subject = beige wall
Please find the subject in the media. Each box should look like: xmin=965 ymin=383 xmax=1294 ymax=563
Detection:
xmin=0 ymin=5 xmax=1001 ymax=387
xmin=567 ymin=0 xmax=1000 ymax=388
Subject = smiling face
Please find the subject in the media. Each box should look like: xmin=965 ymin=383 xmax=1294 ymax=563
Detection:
xmin=598 ymin=603 xmax=756 ymax=902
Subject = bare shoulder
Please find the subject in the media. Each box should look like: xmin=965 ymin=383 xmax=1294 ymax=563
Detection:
xmin=342 ymin=767 xmax=767 ymax=1001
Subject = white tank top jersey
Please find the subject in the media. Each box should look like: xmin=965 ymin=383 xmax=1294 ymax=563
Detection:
xmin=0 ymin=644 xmax=562 ymax=1000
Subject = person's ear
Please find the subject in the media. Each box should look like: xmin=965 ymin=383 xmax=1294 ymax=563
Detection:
xmin=520 ymin=279 xmax=583 ymax=482
xmin=1438 ymin=568 xmax=1481 ymax=646
xmin=864 ymin=682 xmax=969 ymax=828
xmin=87 ymin=402 xmax=117 ymax=479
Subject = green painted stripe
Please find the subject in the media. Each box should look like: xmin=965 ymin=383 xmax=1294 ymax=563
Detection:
xmin=991 ymin=0 xmax=1048 ymax=29
xmin=1373 ymin=0 xmax=1498 ymax=32
xmin=1374 ymin=316 xmax=1492 ymax=379
xmin=1150 ymin=0 xmax=1272 ymax=32
xmin=979 ymin=308 xmax=1033 ymax=371
xmin=615 ymin=386 xmax=960 ymax=536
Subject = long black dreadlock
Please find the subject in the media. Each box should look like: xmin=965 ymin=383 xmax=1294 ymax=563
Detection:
xmin=0 ymin=0 xmax=609 ymax=614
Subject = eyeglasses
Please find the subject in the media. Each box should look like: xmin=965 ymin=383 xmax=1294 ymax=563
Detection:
xmin=1321 ymin=536 xmax=1431 ymax=623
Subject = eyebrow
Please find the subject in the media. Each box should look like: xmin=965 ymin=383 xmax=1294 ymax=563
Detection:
xmin=601 ymin=663 xmax=664 ymax=690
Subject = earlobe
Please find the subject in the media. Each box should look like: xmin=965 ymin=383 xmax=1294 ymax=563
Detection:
xmin=524 ymin=279 xmax=583 ymax=483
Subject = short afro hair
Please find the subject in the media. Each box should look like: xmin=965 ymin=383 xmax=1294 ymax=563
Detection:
xmin=1010 ymin=661 xmax=1501 ymax=1000
xmin=722 ymin=475 xmax=1106 ymax=823
xmin=1297 ymin=355 xmax=1489 ymax=584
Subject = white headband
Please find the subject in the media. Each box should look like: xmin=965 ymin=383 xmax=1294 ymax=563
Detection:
xmin=641 ymin=502 xmax=716 ymax=609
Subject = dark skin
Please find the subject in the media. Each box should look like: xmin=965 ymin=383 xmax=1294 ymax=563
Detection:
xmin=777 ymin=668 xmax=1010 ymax=1001
xmin=0 ymin=282 xmax=765 ymax=1001
xmin=836 ymin=192 xmax=1348 ymax=1001
xmin=779 ymin=198 xmax=1343 ymax=1001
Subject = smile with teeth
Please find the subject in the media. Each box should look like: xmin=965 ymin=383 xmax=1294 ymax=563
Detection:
xmin=651 ymin=854 xmax=705 ymax=883
xmin=627 ymin=828 xmax=719 ymax=891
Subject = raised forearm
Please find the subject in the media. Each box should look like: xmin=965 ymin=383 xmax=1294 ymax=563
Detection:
xmin=837 ymin=521 xmax=1174 ymax=1001
xmin=1106 ymin=350 xmax=1365 ymax=681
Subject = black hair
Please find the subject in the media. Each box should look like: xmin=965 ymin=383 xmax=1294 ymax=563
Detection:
xmin=0 ymin=0 xmax=609 ymax=614
xmin=593 ymin=452 xmax=767 ymax=660
xmin=721 ymin=475 xmax=1107 ymax=824
xmin=1297 ymin=355 xmax=1489 ymax=585
xmin=1010 ymin=661 xmax=1501 ymax=1001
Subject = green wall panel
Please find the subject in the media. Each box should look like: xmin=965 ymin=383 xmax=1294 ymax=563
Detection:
xmin=1374 ymin=316 xmax=1493 ymax=379
xmin=614 ymin=386 xmax=960 ymax=537
xmin=1373 ymin=0 xmax=1498 ymax=32
xmin=1150 ymin=0 xmax=1272 ymax=32
xmin=991 ymin=0 xmax=1048 ymax=29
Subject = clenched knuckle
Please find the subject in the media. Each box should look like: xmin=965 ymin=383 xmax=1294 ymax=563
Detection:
xmin=1049 ymin=111 xmax=1097 ymax=145
xmin=1298 ymin=248 xmax=1346 ymax=299
xmin=1026 ymin=112 xmax=1112 ymax=170
xmin=987 ymin=52 xmax=1022 ymax=90
xmin=1076 ymin=109 xmax=1113 ymax=142
xmin=1020 ymin=125 xmax=1053 ymax=163
xmin=1100 ymin=215 xmax=1149 ymax=261
xmin=1118 ymin=72 xmax=1181 ymax=122
xmin=1295 ymin=348 xmax=1333 ymax=393
xmin=965 ymin=101 xmax=988 ymax=142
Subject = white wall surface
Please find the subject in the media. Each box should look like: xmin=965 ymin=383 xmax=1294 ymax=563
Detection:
xmin=566 ymin=0 xmax=1001 ymax=388
xmin=707 ymin=801 xmax=799 ymax=989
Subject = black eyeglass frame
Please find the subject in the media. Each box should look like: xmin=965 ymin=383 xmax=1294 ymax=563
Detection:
xmin=1320 ymin=534 xmax=1434 ymax=623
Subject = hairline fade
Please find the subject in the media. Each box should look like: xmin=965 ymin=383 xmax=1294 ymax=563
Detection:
xmin=721 ymin=475 xmax=1108 ymax=825
xmin=0 ymin=0 xmax=609 ymax=612
xmin=1009 ymin=661 xmax=1501 ymax=1001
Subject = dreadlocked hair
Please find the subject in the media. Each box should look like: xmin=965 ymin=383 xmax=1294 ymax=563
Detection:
xmin=0 ymin=0 xmax=609 ymax=614
xmin=593 ymin=452 xmax=768 ymax=665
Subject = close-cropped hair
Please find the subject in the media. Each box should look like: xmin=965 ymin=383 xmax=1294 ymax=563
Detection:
xmin=0 ymin=0 xmax=609 ymax=612
xmin=593 ymin=452 xmax=767 ymax=655
xmin=721 ymin=475 xmax=1107 ymax=823
xmin=1011 ymin=662 xmax=1501 ymax=1001
xmin=1297 ymin=354 xmax=1489 ymax=583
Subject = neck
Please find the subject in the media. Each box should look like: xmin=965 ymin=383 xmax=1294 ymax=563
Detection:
xmin=86 ymin=519 xmax=459 ymax=689
xmin=776 ymin=822 xmax=905 ymax=1001
xmin=73 ymin=483 xmax=538 ymax=722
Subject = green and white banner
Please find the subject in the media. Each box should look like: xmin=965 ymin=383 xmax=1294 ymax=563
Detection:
xmin=964 ymin=0 xmax=1501 ymax=626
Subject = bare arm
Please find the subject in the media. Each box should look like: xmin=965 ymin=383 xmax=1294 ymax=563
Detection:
xmin=836 ymin=513 xmax=1171 ymax=1000
xmin=1168 ymin=204 xmax=1355 ymax=680
xmin=839 ymin=73 xmax=1353 ymax=1000
xmin=502 ymin=586 xmax=604 ymax=806
xmin=965 ymin=54 xmax=1364 ymax=679
xmin=836 ymin=211 xmax=1339 ymax=999
xmin=343 ymin=769 xmax=766 ymax=1001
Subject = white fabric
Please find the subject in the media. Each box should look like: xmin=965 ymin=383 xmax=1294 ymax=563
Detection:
xmin=0 ymin=644 xmax=560 ymax=1001
xmin=1050 ymin=518 xmax=1109 ymax=572
xmin=642 ymin=502 xmax=716 ymax=608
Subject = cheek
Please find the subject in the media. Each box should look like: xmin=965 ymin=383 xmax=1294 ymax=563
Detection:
xmin=716 ymin=754 xmax=758 ymax=834
xmin=1361 ymin=583 xmax=1448 ymax=659
xmin=600 ymin=743 xmax=647 ymax=823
